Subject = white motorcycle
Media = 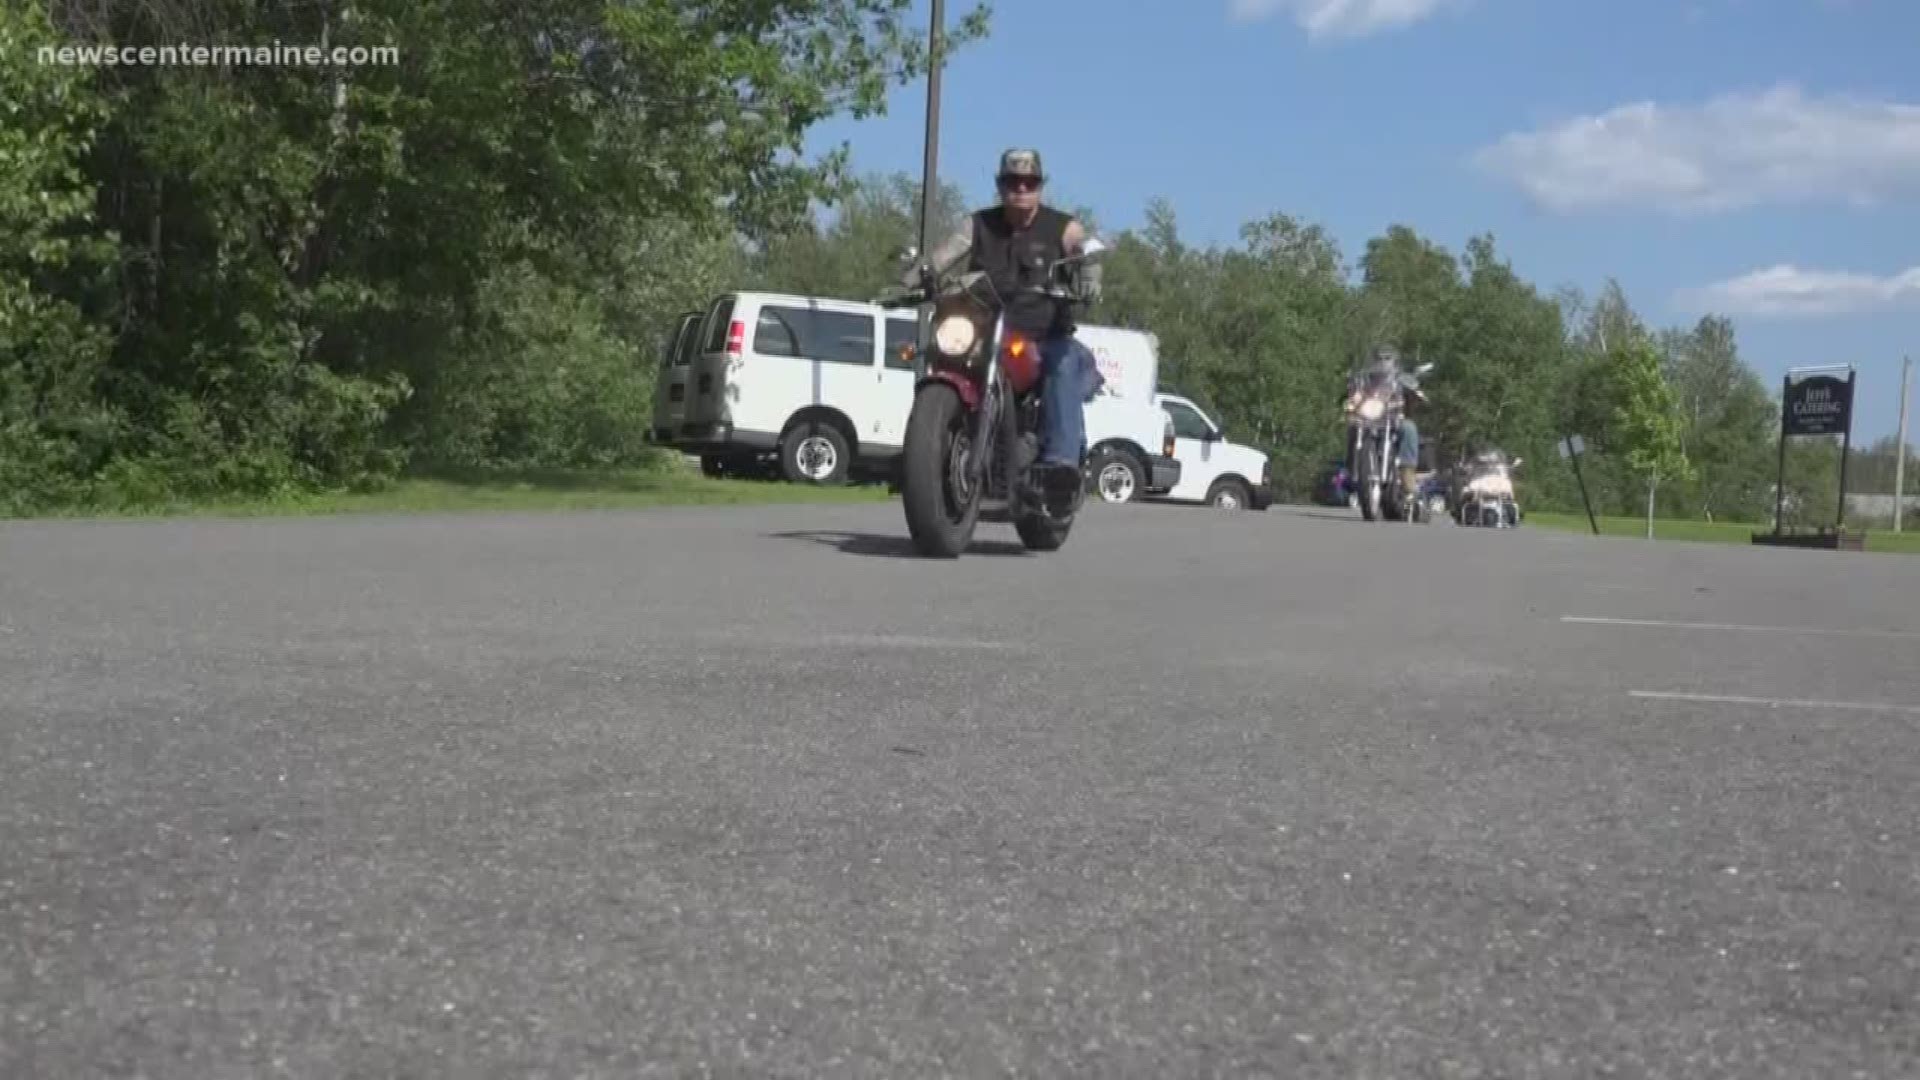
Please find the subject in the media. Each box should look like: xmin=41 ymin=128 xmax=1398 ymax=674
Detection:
xmin=1452 ymin=450 xmax=1523 ymax=528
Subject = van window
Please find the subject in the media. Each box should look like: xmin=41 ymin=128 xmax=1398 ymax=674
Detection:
xmin=675 ymin=315 xmax=704 ymax=365
xmin=1163 ymin=400 xmax=1214 ymax=440
xmin=752 ymin=305 xmax=874 ymax=366
xmin=701 ymin=295 xmax=736 ymax=353
xmin=663 ymin=312 xmax=698 ymax=368
xmin=884 ymin=317 xmax=919 ymax=371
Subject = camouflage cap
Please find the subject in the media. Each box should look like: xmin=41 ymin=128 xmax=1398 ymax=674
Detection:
xmin=997 ymin=148 xmax=1045 ymax=182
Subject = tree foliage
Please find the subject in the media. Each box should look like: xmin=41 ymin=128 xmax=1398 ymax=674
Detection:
xmin=2 ymin=0 xmax=992 ymax=511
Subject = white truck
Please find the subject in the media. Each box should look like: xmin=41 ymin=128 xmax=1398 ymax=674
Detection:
xmin=1152 ymin=392 xmax=1274 ymax=511
xmin=649 ymin=290 xmax=1182 ymax=494
xmin=1076 ymin=323 xmax=1183 ymax=503
xmin=1072 ymin=322 xmax=1273 ymax=511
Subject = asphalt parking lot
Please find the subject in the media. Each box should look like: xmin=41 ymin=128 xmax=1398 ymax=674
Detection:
xmin=3 ymin=500 xmax=1916 ymax=1077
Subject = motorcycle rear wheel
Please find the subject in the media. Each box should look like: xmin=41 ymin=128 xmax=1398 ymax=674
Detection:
xmin=1014 ymin=511 xmax=1072 ymax=550
xmin=901 ymin=382 xmax=981 ymax=558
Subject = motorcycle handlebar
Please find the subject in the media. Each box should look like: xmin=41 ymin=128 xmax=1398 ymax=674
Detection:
xmin=873 ymin=280 xmax=1085 ymax=309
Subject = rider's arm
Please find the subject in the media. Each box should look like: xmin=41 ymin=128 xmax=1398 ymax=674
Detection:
xmin=903 ymin=224 xmax=973 ymax=288
xmin=1061 ymin=217 xmax=1103 ymax=300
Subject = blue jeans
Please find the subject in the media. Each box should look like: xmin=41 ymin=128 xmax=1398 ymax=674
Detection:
xmin=1038 ymin=334 xmax=1102 ymax=467
xmin=1397 ymin=418 xmax=1419 ymax=467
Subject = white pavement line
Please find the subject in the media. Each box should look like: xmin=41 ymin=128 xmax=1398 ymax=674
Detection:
xmin=687 ymin=630 xmax=1017 ymax=651
xmin=1562 ymin=615 xmax=1920 ymax=640
xmin=1629 ymin=691 xmax=1920 ymax=715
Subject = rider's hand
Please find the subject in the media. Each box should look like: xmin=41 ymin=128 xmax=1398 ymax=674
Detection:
xmin=1077 ymin=262 xmax=1103 ymax=303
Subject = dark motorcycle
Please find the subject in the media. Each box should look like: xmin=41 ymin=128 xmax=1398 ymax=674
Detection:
xmin=1343 ymin=360 xmax=1434 ymax=523
xmin=876 ymin=239 xmax=1109 ymax=558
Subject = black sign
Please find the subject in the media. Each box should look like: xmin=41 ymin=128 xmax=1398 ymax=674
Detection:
xmin=1782 ymin=373 xmax=1853 ymax=437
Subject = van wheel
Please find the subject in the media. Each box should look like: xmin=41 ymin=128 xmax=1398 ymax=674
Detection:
xmin=780 ymin=419 xmax=850 ymax=485
xmin=1085 ymin=447 xmax=1143 ymax=504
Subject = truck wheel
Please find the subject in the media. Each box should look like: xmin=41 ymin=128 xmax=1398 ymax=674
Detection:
xmin=780 ymin=419 xmax=850 ymax=485
xmin=1085 ymin=447 xmax=1144 ymax=504
xmin=1207 ymin=478 xmax=1251 ymax=510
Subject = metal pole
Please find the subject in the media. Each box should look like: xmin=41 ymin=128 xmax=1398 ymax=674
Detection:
xmin=1570 ymin=446 xmax=1599 ymax=535
xmin=915 ymin=0 xmax=944 ymax=261
xmin=1836 ymin=368 xmax=1855 ymax=531
xmin=1775 ymin=374 xmax=1789 ymax=534
xmin=910 ymin=0 xmax=944 ymax=375
xmin=1896 ymin=355 xmax=1911 ymax=533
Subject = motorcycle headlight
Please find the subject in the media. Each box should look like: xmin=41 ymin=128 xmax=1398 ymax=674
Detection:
xmin=1357 ymin=397 xmax=1386 ymax=421
xmin=934 ymin=314 xmax=976 ymax=356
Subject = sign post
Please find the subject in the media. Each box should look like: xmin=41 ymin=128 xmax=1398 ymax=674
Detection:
xmin=1755 ymin=364 xmax=1862 ymax=550
xmin=1895 ymin=355 xmax=1910 ymax=534
xmin=1557 ymin=434 xmax=1598 ymax=535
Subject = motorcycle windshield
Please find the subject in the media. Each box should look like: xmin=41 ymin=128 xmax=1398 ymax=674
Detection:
xmin=946 ymin=270 xmax=1002 ymax=312
xmin=1464 ymin=452 xmax=1511 ymax=481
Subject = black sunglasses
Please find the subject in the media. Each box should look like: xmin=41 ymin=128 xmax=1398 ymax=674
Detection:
xmin=998 ymin=175 xmax=1041 ymax=191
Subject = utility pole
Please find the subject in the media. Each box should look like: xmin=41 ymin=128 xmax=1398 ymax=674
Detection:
xmin=909 ymin=0 xmax=944 ymax=374
xmin=915 ymin=0 xmax=945 ymax=262
xmin=1897 ymin=354 xmax=1912 ymax=533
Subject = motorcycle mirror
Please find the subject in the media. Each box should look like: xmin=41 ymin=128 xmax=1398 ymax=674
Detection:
xmin=1079 ymin=236 xmax=1110 ymax=263
xmin=1511 ymin=457 xmax=1524 ymax=468
xmin=891 ymin=244 xmax=919 ymax=265
xmin=1414 ymin=361 xmax=1435 ymax=375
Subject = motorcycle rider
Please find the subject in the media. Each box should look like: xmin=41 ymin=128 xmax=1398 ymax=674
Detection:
xmin=903 ymin=148 xmax=1104 ymax=516
xmin=1343 ymin=344 xmax=1423 ymax=499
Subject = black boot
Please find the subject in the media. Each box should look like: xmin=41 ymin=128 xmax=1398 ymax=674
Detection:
xmin=1032 ymin=461 xmax=1082 ymax=518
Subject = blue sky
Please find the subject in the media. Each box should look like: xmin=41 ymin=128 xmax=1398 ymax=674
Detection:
xmin=804 ymin=0 xmax=1920 ymax=442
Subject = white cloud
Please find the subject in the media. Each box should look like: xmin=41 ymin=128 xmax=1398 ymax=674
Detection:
xmin=1227 ymin=0 xmax=1456 ymax=39
xmin=1473 ymin=85 xmax=1920 ymax=213
xmin=1679 ymin=264 xmax=1920 ymax=317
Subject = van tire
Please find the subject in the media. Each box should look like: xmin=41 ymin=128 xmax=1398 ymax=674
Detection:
xmin=780 ymin=418 xmax=850 ymax=485
xmin=1085 ymin=447 xmax=1144 ymax=504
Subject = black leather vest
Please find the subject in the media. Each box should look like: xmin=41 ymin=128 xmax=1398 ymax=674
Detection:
xmin=968 ymin=205 xmax=1074 ymax=338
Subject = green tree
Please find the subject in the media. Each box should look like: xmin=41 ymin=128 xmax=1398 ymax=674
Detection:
xmin=7 ymin=0 xmax=994 ymax=510
xmin=1355 ymin=224 xmax=1460 ymax=369
xmin=1656 ymin=316 xmax=1774 ymax=521
xmin=753 ymin=171 xmax=969 ymax=300
xmin=1607 ymin=339 xmax=1695 ymax=537
xmin=0 ymin=3 xmax=122 ymax=513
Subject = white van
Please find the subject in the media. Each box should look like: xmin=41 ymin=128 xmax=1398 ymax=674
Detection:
xmin=651 ymin=309 xmax=704 ymax=463
xmin=1153 ymin=392 xmax=1274 ymax=511
xmin=651 ymin=290 xmax=919 ymax=483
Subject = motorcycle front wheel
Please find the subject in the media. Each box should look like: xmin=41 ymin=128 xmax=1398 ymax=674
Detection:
xmin=900 ymin=382 xmax=982 ymax=558
xmin=1354 ymin=450 xmax=1382 ymax=522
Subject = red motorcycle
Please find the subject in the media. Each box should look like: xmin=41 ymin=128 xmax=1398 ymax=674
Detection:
xmin=877 ymin=240 xmax=1109 ymax=558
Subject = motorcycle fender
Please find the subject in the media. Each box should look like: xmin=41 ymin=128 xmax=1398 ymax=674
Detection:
xmin=917 ymin=370 xmax=980 ymax=412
